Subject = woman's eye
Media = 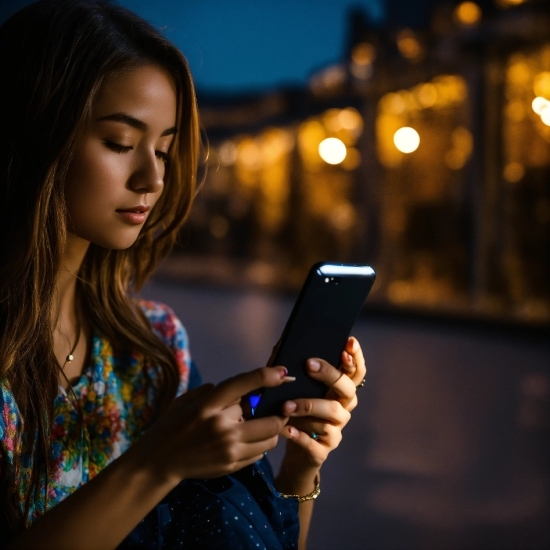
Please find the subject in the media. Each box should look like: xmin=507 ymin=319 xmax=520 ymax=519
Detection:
xmin=156 ymin=150 xmax=170 ymax=163
xmin=104 ymin=140 xmax=132 ymax=154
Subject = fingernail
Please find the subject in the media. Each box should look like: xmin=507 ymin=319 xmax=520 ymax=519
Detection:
xmin=288 ymin=426 xmax=299 ymax=438
xmin=283 ymin=376 xmax=296 ymax=383
xmin=308 ymin=359 xmax=321 ymax=372
xmin=284 ymin=401 xmax=297 ymax=413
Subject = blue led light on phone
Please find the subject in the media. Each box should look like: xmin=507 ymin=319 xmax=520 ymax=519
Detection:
xmin=249 ymin=394 xmax=261 ymax=416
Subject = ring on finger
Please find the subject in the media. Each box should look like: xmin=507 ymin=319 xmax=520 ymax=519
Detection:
xmin=356 ymin=378 xmax=366 ymax=389
xmin=310 ymin=432 xmax=319 ymax=440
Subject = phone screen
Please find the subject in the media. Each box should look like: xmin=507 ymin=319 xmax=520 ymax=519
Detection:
xmin=251 ymin=262 xmax=375 ymax=418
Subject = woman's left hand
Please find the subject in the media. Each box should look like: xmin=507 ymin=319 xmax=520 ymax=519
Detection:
xmin=279 ymin=337 xmax=365 ymax=470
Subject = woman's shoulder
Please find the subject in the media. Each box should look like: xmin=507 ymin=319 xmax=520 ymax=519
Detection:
xmin=136 ymin=299 xmax=189 ymax=351
xmin=134 ymin=299 xmax=199 ymax=393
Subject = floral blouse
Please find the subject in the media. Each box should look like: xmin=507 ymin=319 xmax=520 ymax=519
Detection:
xmin=0 ymin=300 xmax=197 ymax=526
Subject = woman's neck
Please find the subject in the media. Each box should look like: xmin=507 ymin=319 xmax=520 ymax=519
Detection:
xmin=52 ymin=233 xmax=91 ymax=386
xmin=53 ymin=233 xmax=90 ymax=325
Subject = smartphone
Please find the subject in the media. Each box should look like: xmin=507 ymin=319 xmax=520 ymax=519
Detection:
xmin=250 ymin=262 xmax=376 ymax=418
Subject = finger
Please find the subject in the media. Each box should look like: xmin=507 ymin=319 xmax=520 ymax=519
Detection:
xmin=306 ymin=359 xmax=357 ymax=402
xmin=283 ymin=424 xmax=343 ymax=451
xmin=283 ymin=398 xmax=350 ymax=426
xmin=207 ymin=367 xmax=289 ymax=409
xmin=223 ymin=402 xmax=245 ymax=421
xmin=236 ymin=434 xmax=280 ymax=459
xmin=241 ymin=414 xmax=288 ymax=443
xmin=340 ymin=337 xmax=359 ymax=376
xmin=346 ymin=336 xmax=366 ymax=386
xmin=305 ymin=358 xmax=343 ymax=386
xmin=338 ymin=392 xmax=358 ymax=412
xmin=173 ymin=383 xmax=215 ymax=407
xmin=287 ymin=418 xmax=328 ymax=438
xmin=184 ymin=383 xmax=216 ymax=399
xmin=340 ymin=347 xmax=356 ymax=377
xmin=281 ymin=426 xmax=329 ymax=460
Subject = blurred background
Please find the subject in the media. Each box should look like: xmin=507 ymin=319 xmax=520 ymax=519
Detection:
xmin=3 ymin=0 xmax=549 ymax=548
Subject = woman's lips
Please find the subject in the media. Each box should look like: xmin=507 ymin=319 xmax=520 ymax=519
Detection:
xmin=116 ymin=205 xmax=150 ymax=225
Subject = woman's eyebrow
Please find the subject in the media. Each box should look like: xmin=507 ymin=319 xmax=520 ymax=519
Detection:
xmin=97 ymin=112 xmax=177 ymax=136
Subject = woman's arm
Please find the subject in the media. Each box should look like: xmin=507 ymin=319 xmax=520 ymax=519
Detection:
xmin=9 ymin=432 xmax=178 ymax=550
xmin=275 ymin=337 xmax=366 ymax=550
xmin=9 ymin=367 xmax=290 ymax=550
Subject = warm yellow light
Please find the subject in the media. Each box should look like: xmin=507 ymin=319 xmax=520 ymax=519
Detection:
xmin=416 ymin=83 xmax=438 ymax=108
xmin=507 ymin=61 xmax=531 ymax=85
xmin=497 ymin=0 xmax=526 ymax=6
xmin=337 ymin=108 xmax=363 ymax=133
xmin=533 ymin=72 xmax=550 ymax=98
xmin=454 ymin=2 xmax=482 ymax=26
xmin=237 ymin=139 xmax=261 ymax=169
xmin=352 ymin=43 xmax=376 ymax=66
xmin=504 ymin=162 xmax=525 ymax=183
xmin=396 ymin=30 xmax=422 ymax=61
xmin=532 ymin=96 xmax=549 ymax=115
xmin=393 ymin=127 xmax=420 ymax=153
xmin=505 ymin=100 xmax=525 ymax=122
xmin=318 ymin=137 xmax=347 ymax=165
xmin=541 ymin=106 xmax=550 ymax=126
xmin=218 ymin=140 xmax=237 ymax=166
xmin=380 ymin=92 xmax=407 ymax=115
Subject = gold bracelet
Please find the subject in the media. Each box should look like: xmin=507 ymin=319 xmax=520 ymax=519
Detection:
xmin=279 ymin=475 xmax=321 ymax=503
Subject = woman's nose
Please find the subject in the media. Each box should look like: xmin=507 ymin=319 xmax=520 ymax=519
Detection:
xmin=129 ymin=153 xmax=164 ymax=194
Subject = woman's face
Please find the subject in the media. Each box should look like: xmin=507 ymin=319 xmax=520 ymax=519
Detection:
xmin=64 ymin=64 xmax=177 ymax=250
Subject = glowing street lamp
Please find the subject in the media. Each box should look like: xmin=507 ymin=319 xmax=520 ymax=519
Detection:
xmin=393 ymin=127 xmax=420 ymax=153
xmin=532 ymin=96 xmax=549 ymax=115
xmin=318 ymin=137 xmax=347 ymax=165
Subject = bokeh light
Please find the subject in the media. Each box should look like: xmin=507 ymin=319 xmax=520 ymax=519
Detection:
xmin=396 ymin=30 xmax=423 ymax=61
xmin=496 ymin=0 xmax=526 ymax=6
xmin=454 ymin=2 xmax=482 ymax=26
xmin=318 ymin=137 xmax=347 ymax=164
xmin=393 ymin=127 xmax=420 ymax=153
xmin=352 ymin=42 xmax=376 ymax=66
xmin=533 ymin=71 xmax=550 ymax=98
xmin=503 ymin=162 xmax=525 ymax=183
xmin=532 ymin=97 xmax=549 ymax=115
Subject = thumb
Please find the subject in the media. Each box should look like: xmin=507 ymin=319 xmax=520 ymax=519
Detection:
xmin=206 ymin=367 xmax=288 ymax=410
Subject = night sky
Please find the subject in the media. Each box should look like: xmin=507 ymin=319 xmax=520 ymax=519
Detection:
xmin=1 ymin=0 xmax=385 ymax=93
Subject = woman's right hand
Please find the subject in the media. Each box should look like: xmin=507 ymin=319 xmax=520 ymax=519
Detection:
xmin=137 ymin=367 xmax=291 ymax=485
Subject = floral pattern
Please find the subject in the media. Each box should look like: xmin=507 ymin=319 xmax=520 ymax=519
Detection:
xmin=0 ymin=300 xmax=192 ymax=525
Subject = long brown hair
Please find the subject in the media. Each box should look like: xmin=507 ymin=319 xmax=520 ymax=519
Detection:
xmin=0 ymin=0 xmax=200 ymax=535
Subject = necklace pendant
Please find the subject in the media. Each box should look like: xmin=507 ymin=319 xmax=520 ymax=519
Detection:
xmin=66 ymin=354 xmax=74 ymax=363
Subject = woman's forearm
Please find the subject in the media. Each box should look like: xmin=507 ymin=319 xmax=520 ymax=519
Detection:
xmin=8 ymin=438 xmax=178 ymax=550
xmin=275 ymin=460 xmax=319 ymax=550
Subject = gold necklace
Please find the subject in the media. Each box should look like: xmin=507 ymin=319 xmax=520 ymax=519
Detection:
xmin=62 ymin=314 xmax=81 ymax=367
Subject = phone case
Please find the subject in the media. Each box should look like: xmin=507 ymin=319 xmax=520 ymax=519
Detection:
xmin=252 ymin=262 xmax=376 ymax=418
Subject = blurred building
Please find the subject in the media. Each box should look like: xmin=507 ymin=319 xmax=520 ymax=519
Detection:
xmin=161 ymin=0 xmax=550 ymax=327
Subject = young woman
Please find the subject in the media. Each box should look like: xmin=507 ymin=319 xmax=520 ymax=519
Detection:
xmin=0 ymin=1 xmax=367 ymax=548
